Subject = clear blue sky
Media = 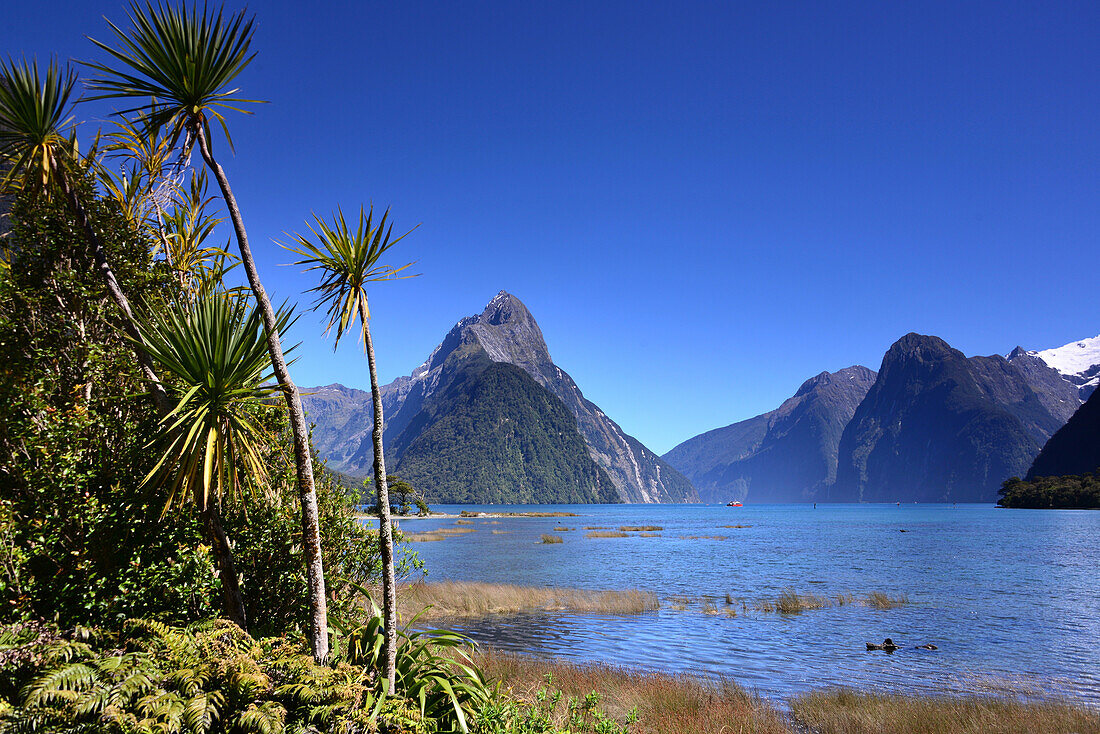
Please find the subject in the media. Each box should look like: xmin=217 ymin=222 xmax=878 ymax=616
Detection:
xmin=4 ymin=1 xmax=1098 ymax=454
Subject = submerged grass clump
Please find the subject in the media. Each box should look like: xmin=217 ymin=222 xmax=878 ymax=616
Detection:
xmin=720 ymin=524 xmax=753 ymax=528
xmin=397 ymin=581 xmax=658 ymax=618
xmin=619 ymin=525 xmax=663 ymax=532
xmin=865 ymin=591 xmax=909 ymax=609
xmin=586 ymin=531 xmax=631 ymax=538
xmin=551 ymin=526 xmax=574 ymax=532
xmin=679 ymin=535 xmax=728 ymax=541
xmin=540 ymin=534 xmax=564 ymax=544
xmin=454 ymin=519 xmax=474 ymax=525
xmin=491 ymin=529 xmax=510 ymax=534
xmin=775 ymin=588 xmax=828 ymax=614
xmin=404 ymin=527 xmax=478 ymax=542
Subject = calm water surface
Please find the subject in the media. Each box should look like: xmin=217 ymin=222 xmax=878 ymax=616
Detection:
xmin=368 ymin=504 xmax=1099 ymax=705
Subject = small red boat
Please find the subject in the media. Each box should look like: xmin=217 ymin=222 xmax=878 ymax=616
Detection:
xmin=726 ymin=501 xmax=742 ymax=507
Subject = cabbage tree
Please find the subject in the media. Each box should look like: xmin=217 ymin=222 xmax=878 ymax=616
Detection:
xmin=285 ymin=205 xmax=414 ymax=688
xmin=86 ymin=2 xmax=330 ymax=660
xmin=136 ymin=290 xmax=293 ymax=629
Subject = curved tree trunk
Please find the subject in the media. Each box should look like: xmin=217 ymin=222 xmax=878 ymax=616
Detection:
xmin=199 ymin=500 xmax=248 ymax=629
xmin=54 ymin=159 xmax=247 ymax=629
xmin=53 ymin=160 xmax=171 ymax=416
xmin=194 ymin=124 xmax=329 ymax=662
xmin=360 ymin=300 xmax=397 ymax=689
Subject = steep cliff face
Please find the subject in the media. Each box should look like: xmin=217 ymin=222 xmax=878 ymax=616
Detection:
xmin=832 ymin=334 xmax=1059 ymax=503
xmin=1027 ymin=388 xmax=1100 ymax=480
xmin=1004 ymin=347 xmax=1085 ymax=424
xmin=1016 ymin=335 xmax=1100 ymax=400
xmin=663 ymin=366 xmax=876 ymax=502
xmin=303 ymin=291 xmax=697 ymax=503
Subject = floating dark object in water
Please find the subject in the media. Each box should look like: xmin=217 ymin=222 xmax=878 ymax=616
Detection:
xmin=916 ymin=643 xmax=938 ymax=650
xmin=899 ymin=529 xmax=909 ymax=532
xmin=866 ymin=638 xmax=899 ymax=652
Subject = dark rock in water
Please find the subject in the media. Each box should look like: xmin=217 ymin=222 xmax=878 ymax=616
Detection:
xmin=916 ymin=643 xmax=938 ymax=650
xmin=866 ymin=638 xmax=899 ymax=652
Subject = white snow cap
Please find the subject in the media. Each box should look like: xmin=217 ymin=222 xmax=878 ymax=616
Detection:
xmin=1030 ymin=335 xmax=1100 ymax=377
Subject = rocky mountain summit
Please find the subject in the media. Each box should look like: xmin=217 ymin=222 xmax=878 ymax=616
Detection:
xmin=304 ymin=291 xmax=697 ymax=503
xmin=830 ymin=334 xmax=1063 ymax=503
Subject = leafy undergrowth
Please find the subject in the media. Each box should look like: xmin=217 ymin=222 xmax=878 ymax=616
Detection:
xmin=0 ymin=614 xmax=489 ymax=734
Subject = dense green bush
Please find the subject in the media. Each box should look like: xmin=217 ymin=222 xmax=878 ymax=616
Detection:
xmin=0 ymin=177 xmax=417 ymax=636
xmin=997 ymin=474 xmax=1100 ymax=509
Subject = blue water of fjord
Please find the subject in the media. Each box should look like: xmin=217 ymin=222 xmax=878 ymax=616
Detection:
xmin=371 ymin=503 xmax=1100 ymax=705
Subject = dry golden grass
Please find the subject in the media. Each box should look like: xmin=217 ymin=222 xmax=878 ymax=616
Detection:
xmin=477 ymin=651 xmax=792 ymax=734
xmin=540 ymin=534 xmax=564 ymax=544
xmin=454 ymin=519 xmax=474 ymax=525
xmin=790 ymin=689 xmax=1100 ymax=734
xmin=396 ymin=581 xmax=658 ymax=618
xmin=551 ymin=526 xmax=574 ymax=532
xmin=586 ymin=530 xmax=630 ymax=538
xmin=478 ymin=654 xmax=1100 ymax=734
xmin=619 ymin=525 xmax=663 ymax=532
xmin=638 ymin=532 xmax=662 ymax=537
xmin=865 ymin=591 xmax=909 ymax=609
xmin=500 ymin=511 xmax=579 ymax=517
xmin=775 ymin=588 xmax=828 ymax=614
xmin=583 ymin=526 xmax=611 ymax=530
xmin=403 ymin=527 xmax=477 ymax=542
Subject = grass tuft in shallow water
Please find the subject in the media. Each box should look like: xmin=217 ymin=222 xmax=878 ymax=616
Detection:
xmin=397 ymin=581 xmax=658 ymax=618
xmin=540 ymin=534 xmax=564 ymax=544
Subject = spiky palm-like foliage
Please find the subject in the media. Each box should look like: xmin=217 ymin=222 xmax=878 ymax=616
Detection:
xmin=134 ymin=289 xmax=291 ymax=630
xmin=0 ymin=58 xmax=76 ymax=194
xmin=285 ymin=206 xmax=415 ymax=690
xmin=86 ymin=1 xmax=330 ymax=662
xmin=136 ymin=291 xmax=289 ymax=512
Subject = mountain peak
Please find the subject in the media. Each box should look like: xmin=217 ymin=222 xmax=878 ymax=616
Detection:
xmin=478 ymin=290 xmax=534 ymax=327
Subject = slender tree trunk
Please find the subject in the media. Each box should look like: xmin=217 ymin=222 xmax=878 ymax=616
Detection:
xmin=193 ymin=124 xmax=329 ymax=663
xmin=199 ymin=500 xmax=248 ymax=629
xmin=53 ymin=160 xmax=172 ymax=416
xmin=360 ymin=300 xmax=397 ymax=689
xmin=51 ymin=158 xmax=249 ymax=630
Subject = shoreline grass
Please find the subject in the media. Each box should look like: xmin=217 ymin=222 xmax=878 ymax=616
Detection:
xmin=477 ymin=652 xmax=1100 ymax=734
xmin=403 ymin=526 xmax=478 ymax=542
xmin=396 ymin=581 xmax=658 ymax=619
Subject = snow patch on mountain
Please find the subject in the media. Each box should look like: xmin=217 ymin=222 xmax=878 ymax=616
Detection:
xmin=1031 ymin=335 xmax=1100 ymax=378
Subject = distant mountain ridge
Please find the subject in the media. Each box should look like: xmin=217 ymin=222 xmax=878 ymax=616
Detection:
xmin=831 ymin=334 xmax=1061 ymax=503
xmin=666 ymin=331 xmax=1098 ymax=504
xmin=663 ymin=366 xmax=876 ymax=503
xmin=304 ymin=291 xmax=697 ymax=503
